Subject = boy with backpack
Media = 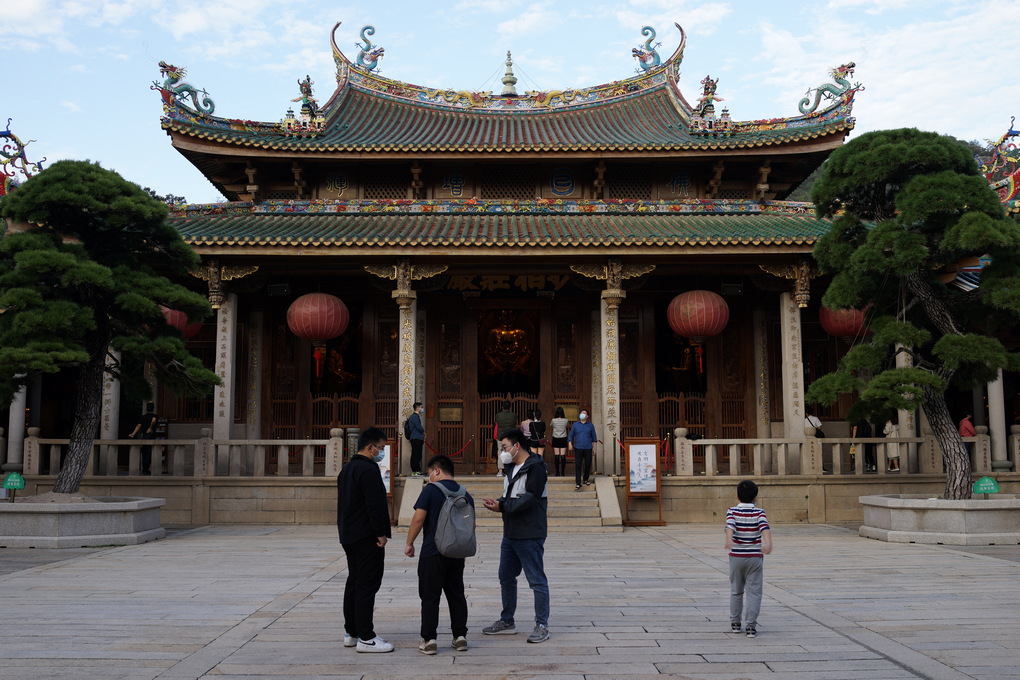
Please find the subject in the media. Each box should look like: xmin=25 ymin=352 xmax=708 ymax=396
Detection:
xmin=405 ymin=454 xmax=476 ymax=655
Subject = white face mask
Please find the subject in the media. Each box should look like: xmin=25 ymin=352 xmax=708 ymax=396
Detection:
xmin=579 ymin=413 xmax=588 ymax=421
xmin=498 ymin=444 xmax=516 ymax=466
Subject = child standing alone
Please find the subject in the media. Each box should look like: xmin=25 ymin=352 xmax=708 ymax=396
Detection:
xmin=725 ymin=480 xmax=771 ymax=638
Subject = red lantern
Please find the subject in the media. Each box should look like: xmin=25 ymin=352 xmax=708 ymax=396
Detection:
xmin=819 ymin=305 xmax=869 ymax=338
xmin=160 ymin=307 xmax=202 ymax=340
xmin=287 ymin=293 xmax=349 ymax=377
xmin=667 ymin=290 xmax=730 ymax=343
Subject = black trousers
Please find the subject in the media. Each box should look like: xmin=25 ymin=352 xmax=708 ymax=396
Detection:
xmin=342 ymin=537 xmax=386 ymax=640
xmin=418 ymin=554 xmax=468 ymax=640
xmin=574 ymin=448 xmax=593 ymax=486
xmin=140 ymin=432 xmax=155 ymax=473
xmin=410 ymin=438 xmax=424 ymax=473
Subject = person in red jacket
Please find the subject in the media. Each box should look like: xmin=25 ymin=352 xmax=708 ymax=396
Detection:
xmin=958 ymin=414 xmax=976 ymax=454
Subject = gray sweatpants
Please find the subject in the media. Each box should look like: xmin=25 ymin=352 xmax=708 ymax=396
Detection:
xmin=729 ymin=555 xmax=764 ymax=627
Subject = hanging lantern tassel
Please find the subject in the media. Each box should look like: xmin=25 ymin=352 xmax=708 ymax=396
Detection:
xmin=694 ymin=343 xmax=704 ymax=374
xmin=312 ymin=344 xmax=326 ymax=378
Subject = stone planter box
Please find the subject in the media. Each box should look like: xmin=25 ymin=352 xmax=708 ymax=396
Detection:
xmin=859 ymin=494 xmax=1020 ymax=545
xmin=0 ymin=497 xmax=165 ymax=548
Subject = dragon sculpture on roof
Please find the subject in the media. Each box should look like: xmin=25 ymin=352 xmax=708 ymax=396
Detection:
xmin=631 ymin=26 xmax=662 ymax=71
xmin=355 ymin=25 xmax=384 ymax=72
xmin=980 ymin=116 xmax=1020 ymax=210
xmin=1 ymin=119 xmax=45 ymax=197
xmin=798 ymin=62 xmax=862 ymax=115
xmin=152 ymin=61 xmax=215 ymax=116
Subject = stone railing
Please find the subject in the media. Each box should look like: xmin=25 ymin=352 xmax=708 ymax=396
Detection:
xmin=670 ymin=428 xmax=1004 ymax=477
xmin=21 ymin=428 xmax=353 ymax=478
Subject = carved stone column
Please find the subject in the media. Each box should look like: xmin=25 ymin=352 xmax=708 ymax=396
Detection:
xmin=601 ymin=287 xmax=625 ymax=476
xmin=894 ymin=342 xmax=918 ymax=471
xmin=3 ymin=382 xmax=26 ymax=472
xmin=988 ymin=369 xmax=1012 ymax=470
xmin=100 ymin=351 xmax=122 ymax=475
xmin=365 ymin=260 xmax=447 ymax=476
xmin=780 ymin=292 xmax=807 ymax=472
xmin=245 ymin=311 xmax=264 ymax=442
xmin=394 ymin=261 xmax=418 ymax=477
xmin=752 ymin=309 xmax=773 ymax=469
xmin=213 ymin=293 xmax=238 ymax=473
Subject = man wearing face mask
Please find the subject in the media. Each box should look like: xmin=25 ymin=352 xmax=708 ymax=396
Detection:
xmin=567 ymin=410 xmax=597 ymax=491
xmin=337 ymin=427 xmax=394 ymax=653
xmin=481 ymin=428 xmax=551 ymax=644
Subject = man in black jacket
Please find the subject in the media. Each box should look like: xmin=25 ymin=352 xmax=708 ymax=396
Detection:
xmin=337 ymin=427 xmax=393 ymax=653
xmin=481 ymin=427 xmax=551 ymax=644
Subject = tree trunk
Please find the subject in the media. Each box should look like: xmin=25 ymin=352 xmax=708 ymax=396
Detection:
xmin=52 ymin=353 xmax=106 ymax=494
xmin=921 ymin=385 xmax=971 ymax=500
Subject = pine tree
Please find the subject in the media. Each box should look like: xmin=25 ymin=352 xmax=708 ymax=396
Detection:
xmin=807 ymin=128 xmax=1020 ymax=499
xmin=0 ymin=160 xmax=219 ymax=494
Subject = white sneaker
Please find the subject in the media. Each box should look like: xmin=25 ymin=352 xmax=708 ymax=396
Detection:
xmin=452 ymin=635 xmax=468 ymax=651
xmin=356 ymin=636 xmax=394 ymax=653
xmin=343 ymin=634 xmax=357 ymax=648
xmin=418 ymin=638 xmax=437 ymax=655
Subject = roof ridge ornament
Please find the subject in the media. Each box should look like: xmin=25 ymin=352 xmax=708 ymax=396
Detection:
xmin=152 ymin=61 xmax=215 ymax=116
xmin=689 ymin=76 xmax=732 ymax=136
xmin=632 ymin=26 xmax=662 ymax=71
xmin=0 ymin=119 xmax=45 ymax=197
xmin=798 ymin=62 xmax=862 ymax=115
xmin=280 ymin=76 xmax=326 ymax=137
xmin=501 ymin=51 xmax=518 ymax=96
xmin=981 ymin=116 xmax=1020 ymax=213
xmin=355 ymin=25 xmax=384 ymax=72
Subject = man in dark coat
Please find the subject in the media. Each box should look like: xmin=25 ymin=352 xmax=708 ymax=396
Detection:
xmin=337 ymin=426 xmax=393 ymax=653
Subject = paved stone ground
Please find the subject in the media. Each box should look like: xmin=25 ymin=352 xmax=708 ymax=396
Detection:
xmin=0 ymin=524 xmax=1018 ymax=680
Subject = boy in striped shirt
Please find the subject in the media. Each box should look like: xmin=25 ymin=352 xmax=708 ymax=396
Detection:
xmin=725 ymin=480 xmax=771 ymax=638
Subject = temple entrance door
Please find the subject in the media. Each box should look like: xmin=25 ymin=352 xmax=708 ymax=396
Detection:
xmin=427 ymin=297 xmax=583 ymax=475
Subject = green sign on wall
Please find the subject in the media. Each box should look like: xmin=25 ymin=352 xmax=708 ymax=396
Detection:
xmin=972 ymin=476 xmax=1000 ymax=495
xmin=2 ymin=472 xmax=25 ymax=490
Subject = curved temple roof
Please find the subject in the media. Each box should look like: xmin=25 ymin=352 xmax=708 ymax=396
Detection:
xmin=158 ymin=22 xmax=859 ymax=155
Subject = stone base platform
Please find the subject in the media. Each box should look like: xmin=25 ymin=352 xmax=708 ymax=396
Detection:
xmin=859 ymin=493 xmax=1020 ymax=545
xmin=0 ymin=496 xmax=166 ymax=548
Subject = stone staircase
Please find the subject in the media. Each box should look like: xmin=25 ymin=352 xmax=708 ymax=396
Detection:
xmin=397 ymin=475 xmax=623 ymax=533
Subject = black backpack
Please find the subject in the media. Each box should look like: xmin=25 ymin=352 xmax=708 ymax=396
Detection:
xmin=404 ymin=418 xmax=413 ymax=440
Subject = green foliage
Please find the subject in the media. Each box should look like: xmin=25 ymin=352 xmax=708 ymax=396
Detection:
xmin=0 ymin=160 xmax=219 ymax=404
xmin=807 ymin=129 xmax=1020 ymax=497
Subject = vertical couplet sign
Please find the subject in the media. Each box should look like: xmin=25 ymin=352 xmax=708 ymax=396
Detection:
xmin=378 ymin=439 xmax=395 ymax=495
xmin=624 ymin=437 xmax=665 ymax=526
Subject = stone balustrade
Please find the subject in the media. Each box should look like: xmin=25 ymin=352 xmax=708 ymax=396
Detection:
xmin=671 ymin=429 xmax=1003 ymax=477
xmin=13 ymin=426 xmax=1012 ymax=480
xmin=21 ymin=427 xmax=350 ymax=478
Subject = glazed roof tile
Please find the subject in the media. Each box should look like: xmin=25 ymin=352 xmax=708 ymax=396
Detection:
xmin=170 ymin=212 xmax=830 ymax=249
xmin=158 ymin=24 xmax=858 ymax=154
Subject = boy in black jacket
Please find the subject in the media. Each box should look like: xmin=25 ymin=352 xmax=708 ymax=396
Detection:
xmin=337 ymin=427 xmax=393 ymax=653
xmin=481 ymin=428 xmax=551 ymax=644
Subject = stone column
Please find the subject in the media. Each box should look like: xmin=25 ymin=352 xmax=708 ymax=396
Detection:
xmin=394 ymin=287 xmax=417 ymax=478
xmin=213 ymin=293 xmax=238 ymax=474
xmin=988 ymin=369 xmax=1012 ymax=471
xmin=4 ymin=382 xmax=27 ymax=472
xmin=752 ymin=309 xmax=774 ymax=471
xmin=100 ymin=351 xmax=122 ymax=475
xmin=779 ymin=292 xmax=806 ymax=473
xmin=893 ymin=343 xmax=918 ymax=471
xmin=600 ymin=286 xmax=625 ymax=477
xmin=245 ymin=311 xmax=264 ymax=442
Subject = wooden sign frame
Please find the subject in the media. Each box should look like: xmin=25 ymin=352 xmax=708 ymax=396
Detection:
xmin=624 ymin=437 xmax=665 ymax=526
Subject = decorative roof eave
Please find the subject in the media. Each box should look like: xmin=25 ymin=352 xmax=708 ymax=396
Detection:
xmin=168 ymin=207 xmax=832 ymax=255
xmin=163 ymin=116 xmax=854 ymax=156
xmin=183 ymin=242 xmax=819 ymax=257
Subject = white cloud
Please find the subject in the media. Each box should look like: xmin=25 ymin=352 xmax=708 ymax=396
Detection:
xmin=496 ymin=2 xmax=559 ymax=40
xmin=60 ymin=100 xmax=83 ymax=113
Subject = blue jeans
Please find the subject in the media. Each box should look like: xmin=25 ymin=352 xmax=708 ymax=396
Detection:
xmin=498 ymin=537 xmax=549 ymax=627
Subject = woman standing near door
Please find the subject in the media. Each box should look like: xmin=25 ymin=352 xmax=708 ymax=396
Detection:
xmin=528 ymin=409 xmax=547 ymax=466
xmin=550 ymin=407 xmax=569 ymax=476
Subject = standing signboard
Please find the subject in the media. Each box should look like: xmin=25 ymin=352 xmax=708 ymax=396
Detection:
xmin=380 ymin=439 xmax=397 ymax=524
xmin=624 ymin=437 xmax=665 ymax=526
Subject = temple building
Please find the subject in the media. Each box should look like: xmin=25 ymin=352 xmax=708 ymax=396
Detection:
xmin=145 ymin=21 xmax=869 ymax=477
xmin=10 ymin=21 xmax=1017 ymax=526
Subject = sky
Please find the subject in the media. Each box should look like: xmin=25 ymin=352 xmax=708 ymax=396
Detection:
xmin=2 ymin=0 xmax=1018 ymax=204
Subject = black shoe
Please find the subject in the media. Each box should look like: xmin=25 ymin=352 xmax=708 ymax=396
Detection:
xmin=746 ymin=626 xmax=757 ymax=638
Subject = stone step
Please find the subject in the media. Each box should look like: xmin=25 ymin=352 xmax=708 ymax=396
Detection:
xmin=475 ymin=516 xmax=613 ymax=529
